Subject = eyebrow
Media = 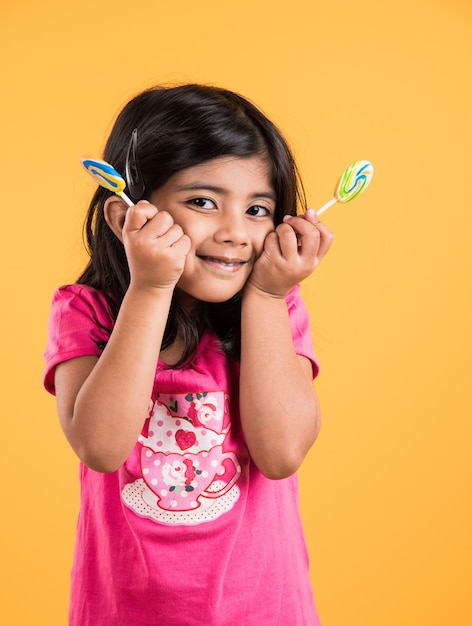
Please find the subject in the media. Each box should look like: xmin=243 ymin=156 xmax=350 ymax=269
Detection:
xmin=174 ymin=183 xmax=277 ymax=202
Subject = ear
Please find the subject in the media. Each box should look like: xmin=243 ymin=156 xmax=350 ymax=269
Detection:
xmin=104 ymin=196 xmax=128 ymax=242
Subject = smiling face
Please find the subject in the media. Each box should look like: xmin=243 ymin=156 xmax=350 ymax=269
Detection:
xmin=149 ymin=155 xmax=276 ymax=306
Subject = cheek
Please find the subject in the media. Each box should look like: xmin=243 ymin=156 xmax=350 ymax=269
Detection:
xmin=175 ymin=219 xmax=208 ymax=249
xmin=254 ymin=226 xmax=273 ymax=254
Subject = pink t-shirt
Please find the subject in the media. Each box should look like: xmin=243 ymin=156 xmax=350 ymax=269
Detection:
xmin=44 ymin=284 xmax=321 ymax=626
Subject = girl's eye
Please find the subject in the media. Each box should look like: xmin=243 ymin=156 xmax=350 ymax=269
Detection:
xmin=189 ymin=198 xmax=215 ymax=209
xmin=247 ymin=205 xmax=272 ymax=217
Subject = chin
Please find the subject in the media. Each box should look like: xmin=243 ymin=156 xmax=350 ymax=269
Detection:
xmin=200 ymin=291 xmax=243 ymax=304
xmin=174 ymin=285 xmax=244 ymax=307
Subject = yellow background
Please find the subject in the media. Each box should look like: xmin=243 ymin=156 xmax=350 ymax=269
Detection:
xmin=1 ymin=0 xmax=471 ymax=624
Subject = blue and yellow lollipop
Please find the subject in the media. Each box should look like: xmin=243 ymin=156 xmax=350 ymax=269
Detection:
xmin=80 ymin=156 xmax=134 ymax=206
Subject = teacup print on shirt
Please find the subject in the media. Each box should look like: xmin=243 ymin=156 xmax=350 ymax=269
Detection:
xmin=122 ymin=392 xmax=242 ymax=525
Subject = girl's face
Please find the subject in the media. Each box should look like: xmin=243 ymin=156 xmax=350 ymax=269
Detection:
xmin=149 ymin=155 xmax=276 ymax=306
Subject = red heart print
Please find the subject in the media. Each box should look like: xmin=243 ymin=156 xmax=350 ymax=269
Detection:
xmin=175 ymin=429 xmax=197 ymax=450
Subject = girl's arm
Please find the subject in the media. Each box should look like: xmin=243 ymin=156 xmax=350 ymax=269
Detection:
xmin=54 ymin=201 xmax=190 ymax=473
xmin=240 ymin=209 xmax=334 ymax=479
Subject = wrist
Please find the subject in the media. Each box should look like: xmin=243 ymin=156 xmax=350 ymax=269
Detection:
xmin=244 ymin=280 xmax=289 ymax=302
xmin=124 ymin=283 xmax=175 ymax=309
xmin=243 ymin=282 xmax=289 ymax=307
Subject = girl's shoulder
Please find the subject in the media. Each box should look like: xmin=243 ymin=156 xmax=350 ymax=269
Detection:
xmin=52 ymin=282 xmax=108 ymax=305
xmin=50 ymin=283 xmax=114 ymax=324
xmin=44 ymin=284 xmax=113 ymax=395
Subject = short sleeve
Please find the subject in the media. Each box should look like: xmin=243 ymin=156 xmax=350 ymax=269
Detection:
xmin=286 ymin=285 xmax=319 ymax=379
xmin=43 ymin=284 xmax=114 ymax=395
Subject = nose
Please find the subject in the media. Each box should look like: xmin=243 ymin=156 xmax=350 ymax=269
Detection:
xmin=214 ymin=209 xmax=249 ymax=246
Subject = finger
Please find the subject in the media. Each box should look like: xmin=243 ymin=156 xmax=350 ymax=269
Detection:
xmin=156 ymin=222 xmax=187 ymax=248
xmin=313 ymin=221 xmax=335 ymax=261
xmin=282 ymin=215 xmax=321 ymax=258
xmin=304 ymin=208 xmax=335 ymax=259
xmin=123 ymin=201 xmax=158 ymax=233
xmin=171 ymin=233 xmax=191 ymax=256
xmin=283 ymin=213 xmax=320 ymax=236
xmin=137 ymin=210 xmax=176 ymax=240
xmin=274 ymin=222 xmax=300 ymax=259
xmin=261 ymin=230 xmax=283 ymax=258
xmin=304 ymin=207 xmax=321 ymax=225
xmin=286 ymin=211 xmax=334 ymax=259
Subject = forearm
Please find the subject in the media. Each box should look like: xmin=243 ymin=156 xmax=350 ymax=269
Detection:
xmin=58 ymin=286 xmax=173 ymax=472
xmin=240 ymin=286 xmax=320 ymax=479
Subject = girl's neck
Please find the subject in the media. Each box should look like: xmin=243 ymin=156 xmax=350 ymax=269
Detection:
xmin=160 ymin=297 xmax=206 ymax=366
xmin=159 ymin=336 xmax=187 ymax=366
xmin=173 ymin=288 xmax=200 ymax=314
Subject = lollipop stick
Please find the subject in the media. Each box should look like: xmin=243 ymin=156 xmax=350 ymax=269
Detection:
xmin=117 ymin=191 xmax=134 ymax=207
xmin=316 ymin=198 xmax=337 ymax=216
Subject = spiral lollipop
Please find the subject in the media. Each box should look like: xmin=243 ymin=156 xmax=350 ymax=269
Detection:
xmin=80 ymin=156 xmax=133 ymax=206
xmin=316 ymin=160 xmax=374 ymax=215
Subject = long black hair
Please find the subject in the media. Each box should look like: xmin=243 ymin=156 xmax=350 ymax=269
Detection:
xmin=78 ymin=84 xmax=307 ymax=363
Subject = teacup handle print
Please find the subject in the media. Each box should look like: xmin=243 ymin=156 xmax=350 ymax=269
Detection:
xmin=202 ymin=451 xmax=241 ymax=499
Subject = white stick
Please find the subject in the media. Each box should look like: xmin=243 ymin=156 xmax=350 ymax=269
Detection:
xmin=316 ymin=197 xmax=337 ymax=216
xmin=118 ymin=191 xmax=134 ymax=207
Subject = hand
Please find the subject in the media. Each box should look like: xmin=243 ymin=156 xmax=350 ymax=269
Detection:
xmin=122 ymin=201 xmax=191 ymax=292
xmin=247 ymin=208 xmax=334 ymax=298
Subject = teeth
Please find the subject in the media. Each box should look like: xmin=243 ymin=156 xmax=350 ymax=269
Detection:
xmin=205 ymin=257 xmax=241 ymax=266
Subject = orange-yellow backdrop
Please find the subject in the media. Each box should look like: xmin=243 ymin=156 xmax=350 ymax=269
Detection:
xmin=1 ymin=0 xmax=471 ymax=624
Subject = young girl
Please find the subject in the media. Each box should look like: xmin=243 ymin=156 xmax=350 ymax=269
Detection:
xmin=44 ymin=84 xmax=333 ymax=625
